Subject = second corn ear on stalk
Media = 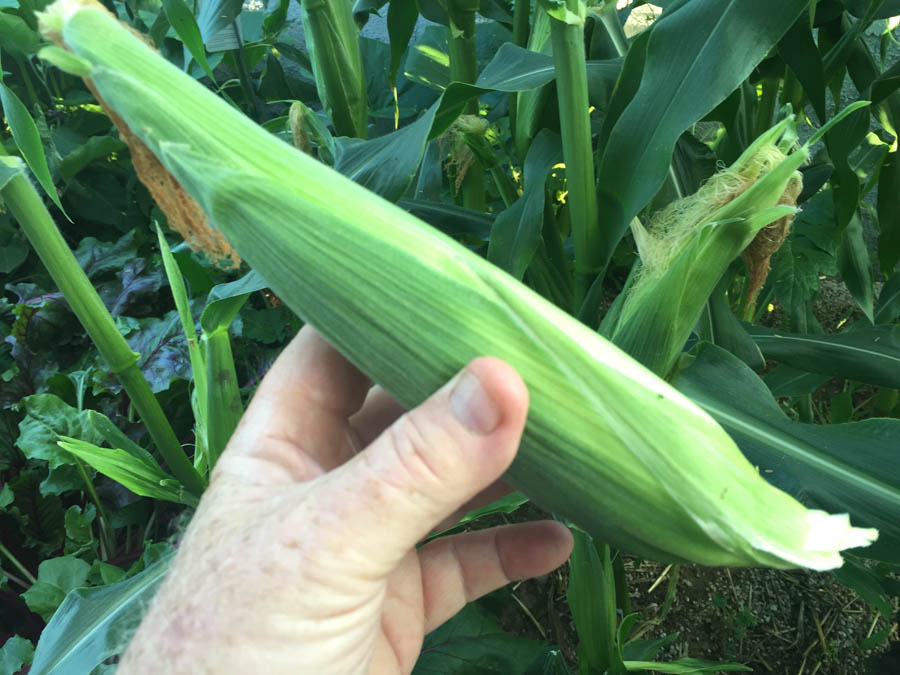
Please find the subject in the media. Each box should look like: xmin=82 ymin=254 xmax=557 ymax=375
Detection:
xmin=38 ymin=0 xmax=876 ymax=569
xmin=609 ymin=118 xmax=805 ymax=377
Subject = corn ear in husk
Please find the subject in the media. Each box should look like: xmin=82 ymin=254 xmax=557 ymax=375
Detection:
xmin=609 ymin=118 xmax=804 ymax=377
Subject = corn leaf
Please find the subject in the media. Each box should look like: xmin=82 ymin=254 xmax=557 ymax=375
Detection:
xmin=877 ymin=150 xmax=900 ymax=274
xmin=837 ymin=211 xmax=875 ymax=322
xmin=777 ymin=14 xmax=826 ymax=122
xmin=762 ymin=365 xmax=831 ymax=398
xmin=567 ymin=531 xmax=623 ymax=674
xmin=749 ymin=324 xmax=900 ymax=389
xmin=196 ymin=0 xmax=243 ymax=42
xmin=30 ymin=553 xmax=174 ymax=675
xmin=161 ymin=0 xmax=216 ymax=82
xmin=487 ymin=129 xmax=561 ymax=280
xmin=387 ymin=0 xmax=417 ymax=89
xmin=0 ymin=79 xmax=68 ymax=216
xmin=334 ymin=103 xmax=438 ymax=201
xmin=57 ymin=437 xmax=197 ymax=507
xmin=622 ymin=659 xmax=750 ymax=674
xmin=398 ymin=198 xmax=494 ymax=240
xmin=875 ymin=272 xmax=900 ymax=324
xmin=201 ymin=270 xmax=266 ymax=333
xmin=695 ymin=278 xmax=764 ymax=371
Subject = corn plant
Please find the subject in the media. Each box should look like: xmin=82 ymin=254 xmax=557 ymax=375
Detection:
xmin=2 ymin=0 xmax=900 ymax=672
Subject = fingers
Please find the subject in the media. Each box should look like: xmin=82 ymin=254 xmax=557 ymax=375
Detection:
xmin=317 ymin=357 xmax=529 ymax=572
xmin=419 ymin=521 xmax=573 ymax=634
xmin=430 ymin=481 xmax=515 ymax=535
xmin=221 ymin=326 xmax=370 ymax=480
xmin=350 ymin=386 xmax=406 ymax=447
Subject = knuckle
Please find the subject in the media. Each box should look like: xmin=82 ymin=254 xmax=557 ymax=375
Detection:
xmin=382 ymin=412 xmax=447 ymax=491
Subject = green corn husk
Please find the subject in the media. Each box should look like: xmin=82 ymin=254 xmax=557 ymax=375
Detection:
xmin=608 ymin=118 xmax=805 ymax=377
xmin=37 ymin=0 xmax=877 ymax=569
xmin=299 ymin=0 xmax=368 ymax=138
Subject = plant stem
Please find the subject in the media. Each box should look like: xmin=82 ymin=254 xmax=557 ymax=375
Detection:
xmin=509 ymin=0 xmax=531 ymax=138
xmin=798 ymin=395 xmax=814 ymax=423
xmin=157 ymin=225 xmax=208 ymax=467
xmin=0 ymin=568 xmax=31 ymax=590
xmin=74 ymin=456 xmax=116 ymax=558
xmin=203 ymin=329 xmax=243 ymax=470
xmin=0 ymin=541 xmax=36 ymax=585
xmin=232 ymin=43 xmax=264 ymax=121
xmin=512 ymin=0 xmax=530 ymax=47
xmin=754 ymin=78 xmax=780 ymax=140
xmin=0 ymin=166 xmax=206 ymax=496
xmin=781 ymin=69 xmax=805 ymax=116
xmin=448 ymin=5 xmax=486 ymax=211
xmin=13 ymin=54 xmax=40 ymax=108
xmin=491 ymin=166 xmax=520 ymax=207
xmin=302 ymin=0 xmax=369 ymax=138
xmin=549 ymin=1 xmax=601 ymax=308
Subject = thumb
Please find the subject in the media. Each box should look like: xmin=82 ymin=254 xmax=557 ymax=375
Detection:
xmin=322 ymin=357 xmax=529 ymax=571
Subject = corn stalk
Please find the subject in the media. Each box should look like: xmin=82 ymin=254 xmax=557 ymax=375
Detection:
xmin=543 ymin=0 xmax=602 ymax=309
xmin=299 ymin=0 xmax=368 ymax=138
xmin=0 ymin=155 xmax=206 ymax=496
xmin=445 ymin=0 xmax=486 ymax=211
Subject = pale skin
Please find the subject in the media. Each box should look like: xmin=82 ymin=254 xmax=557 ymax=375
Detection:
xmin=120 ymin=326 xmax=574 ymax=674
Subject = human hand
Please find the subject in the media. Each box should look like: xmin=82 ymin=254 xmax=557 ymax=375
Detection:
xmin=120 ymin=326 xmax=573 ymax=674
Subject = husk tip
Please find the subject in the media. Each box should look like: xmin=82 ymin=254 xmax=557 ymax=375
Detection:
xmin=802 ymin=511 xmax=878 ymax=570
xmin=37 ymin=0 xmax=105 ymax=44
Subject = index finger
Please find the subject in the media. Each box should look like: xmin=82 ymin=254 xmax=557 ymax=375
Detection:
xmin=222 ymin=325 xmax=371 ymax=479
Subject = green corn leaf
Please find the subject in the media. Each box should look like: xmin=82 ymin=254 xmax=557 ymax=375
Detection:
xmin=387 ymin=0 xmax=417 ymax=89
xmin=161 ymin=0 xmax=217 ymax=82
xmin=57 ymin=437 xmax=198 ymax=507
xmin=875 ymin=272 xmax=900 ymax=324
xmin=837 ymin=211 xmax=875 ymax=323
xmin=695 ymin=277 xmax=764 ymax=371
xmin=749 ymin=325 xmax=900 ymax=389
xmin=196 ymin=0 xmax=243 ymax=42
xmin=200 ymin=274 xmax=261 ymax=467
xmin=567 ymin=531 xmax=623 ymax=674
xmin=0 ymin=81 xmax=68 ymax=216
xmin=85 ymin=409 xmax=160 ymax=468
xmin=398 ymin=198 xmax=494 ymax=240
xmin=777 ymin=13 xmax=826 ymax=122
xmin=622 ymin=658 xmax=751 ymax=674
xmin=487 ymin=129 xmax=561 ymax=280
xmin=762 ymin=365 xmax=831 ymax=398
xmin=877 ymin=150 xmax=900 ymax=275
xmin=30 ymin=553 xmax=173 ymax=675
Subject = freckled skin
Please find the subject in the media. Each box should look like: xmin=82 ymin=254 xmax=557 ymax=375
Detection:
xmin=120 ymin=327 xmax=573 ymax=675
